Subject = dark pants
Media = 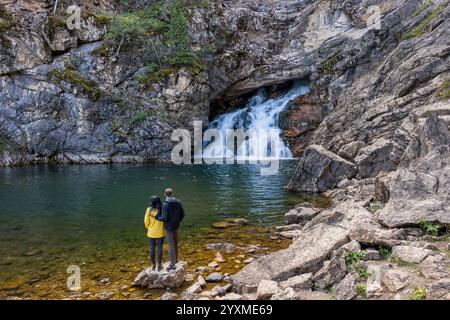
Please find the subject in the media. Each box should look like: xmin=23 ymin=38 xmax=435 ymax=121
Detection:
xmin=149 ymin=237 xmax=164 ymax=267
xmin=165 ymin=229 xmax=179 ymax=267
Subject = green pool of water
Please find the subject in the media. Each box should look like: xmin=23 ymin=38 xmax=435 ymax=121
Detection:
xmin=0 ymin=161 xmax=326 ymax=299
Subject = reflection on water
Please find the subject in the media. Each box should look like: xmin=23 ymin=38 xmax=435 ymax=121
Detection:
xmin=0 ymin=161 xmax=327 ymax=299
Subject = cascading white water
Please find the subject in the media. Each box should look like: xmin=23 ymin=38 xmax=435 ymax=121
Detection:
xmin=202 ymin=81 xmax=310 ymax=161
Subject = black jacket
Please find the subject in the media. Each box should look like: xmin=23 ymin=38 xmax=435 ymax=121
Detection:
xmin=157 ymin=197 xmax=185 ymax=231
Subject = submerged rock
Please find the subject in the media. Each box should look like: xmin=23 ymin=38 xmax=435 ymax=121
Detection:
xmin=133 ymin=261 xmax=186 ymax=289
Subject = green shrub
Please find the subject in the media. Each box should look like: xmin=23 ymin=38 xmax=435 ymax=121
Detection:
xmin=413 ymin=1 xmax=433 ymax=17
xmin=356 ymin=283 xmax=367 ymax=298
xmin=436 ymin=79 xmax=450 ymax=100
xmin=132 ymin=111 xmax=147 ymax=124
xmin=49 ymin=68 xmax=102 ymax=101
xmin=379 ymin=246 xmax=392 ymax=260
xmin=410 ymin=287 xmax=427 ymax=300
xmin=345 ymin=251 xmax=365 ymax=269
xmin=402 ymin=5 xmax=446 ymax=40
xmin=356 ymin=267 xmax=370 ymax=279
xmin=321 ymin=53 xmax=343 ymax=75
xmin=419 ymin=220 xmax=446 ymax=237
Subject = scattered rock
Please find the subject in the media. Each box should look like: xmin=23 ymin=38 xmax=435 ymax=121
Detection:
xmin=365 ymin=265 xmax=384 ymax=298
xmin=205 ymin=272 xmax=223 ymax=283
xmin=158 ymin=292 xmax=178 ymax=300
xmin=392 ymin=246 xmax=431 ymax=264
xmin=206 ymin=243 xmax=237 ymax=250
xmin=197 ymin=275 xmax=206 ymax=288
xmin=420 ymin=255 xmax=449 ymax=279
xmin=185 ymin=283 xmax=202 ymax=294
xmin=215 ymin=252 xmax=225 ymax=263
xmin=220 ymin=293 xmax=242 ymax=300
xmin=363 ymin=249 xmax=381 ymax=261
xmin=271 ymin=287 xmax=297 ymax=300
xmin=211 ymin=285 xmax=227 ymax=297
xmin=256 ymin=280 xmax=279 ymax=300
xmin=279 ymin=273 xmax=313 ymax=290
xmin=133 ymin=261 xmax=186 ymax=289
xmin=381 ymin=269 xmax=411 ymax=292
xmin=335 ymin=273 xmax=357 ymax=300
xmin=208 ymin=261 xmax=218 ymax=269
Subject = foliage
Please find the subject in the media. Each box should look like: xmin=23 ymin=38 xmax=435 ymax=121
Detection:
xmin=402 ymin=5 xmax=446 ymax=40
xmin=0 ymin=6 xmax=15 ymax=32
xmin=355 ymin=267 xmax=369 ymax=279
xmin=132 ymin=111 xmax=148 ymax=124
xmin=436 ymin=79 xmax=450 ymax=100
xmin=369 ymin=200 xmax=382 ymax=213
xmin=345 ymin=251 xmax=365 ymax=269
xmin=106 ymin=0 xmax=205 ymax=86
xmin=321 ymin=53 xmax=343 ymax=75
xmin=49 ymin=68 xmax=102 ymax=101
xmin=379 ymin=246 xmax=392 ymax=260
xmin=419 ymin=220 xmax=446 ymax=237
xmin=410 ymin=287 xmax=427 ymax=300
xmin=356 ymin=283 xmax=367 ymax=298
xmin=413 ymin=1 xmax=433 ymax=17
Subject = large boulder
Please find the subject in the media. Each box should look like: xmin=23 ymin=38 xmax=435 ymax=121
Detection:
xmin=231 ymin=202 xmax=374 ymax=291
xmin=335 ymin=273 xmax=357 ymax=300
xmin=133 ymin=261 xmax=187 ymax=289
xmin=391 ymin=246 xmax=431 ymax=264
xmin=354 ymin=139 xmax=396 ymax=178
xmin=286 ymin=145 xmax=357 ymax=193
xmin=256 ymin=280 xmax=279 ymax=300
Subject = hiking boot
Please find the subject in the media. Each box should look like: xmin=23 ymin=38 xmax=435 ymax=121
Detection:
xmin=157 ymin=264 xmax=162 ymax=271
xmin=166 ymin=265 xmax=176 ymax=271
xmin=151 ymin=265 xmax=156 ymax=271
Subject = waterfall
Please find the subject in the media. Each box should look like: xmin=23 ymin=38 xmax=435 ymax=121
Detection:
xmin=201 ymin=81 xmax=310 ymax=161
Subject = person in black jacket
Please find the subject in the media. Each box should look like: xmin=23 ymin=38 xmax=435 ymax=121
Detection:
xmin=157 ymin=188 xmax=185 ymax=270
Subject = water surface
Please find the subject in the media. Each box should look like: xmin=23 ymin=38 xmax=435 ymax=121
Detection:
xmin=0 ymin=161 xmax=326 ymax=299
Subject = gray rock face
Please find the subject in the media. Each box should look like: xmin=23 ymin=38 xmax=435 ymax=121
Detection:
xmin=286 ymin=145 xmax=357 ymax=193
xmin=355 ymin=139 xmax=396 ymax=178
xmin=378 ymin=116 xmax=450 ymax=227
xmin=391 ymin=246 xmax=431 ymax=264
xmin=133 ymin=261 xmax=187 ymax=289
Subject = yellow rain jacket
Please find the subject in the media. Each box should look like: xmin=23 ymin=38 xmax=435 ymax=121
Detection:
xmin=144 ymin=208 xmax=165 ymax=239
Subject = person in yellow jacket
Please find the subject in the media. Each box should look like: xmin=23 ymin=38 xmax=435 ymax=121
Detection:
xmin=144 ymin=196 xmax=165 ymax=271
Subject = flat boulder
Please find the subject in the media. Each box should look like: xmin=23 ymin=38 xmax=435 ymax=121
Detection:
xmin=284 ymin=203 xmax=321 ymax=225
xmin=133 ymin=261 xmax=186 ymax=289
xmin=391 ymin=245 xmax=431 ymax=264
xmin=381 ymin=269 xmax=411 ymax=292
xmin=279 ymin=273 xmax=313 ymax=290
xmin=205 ymin=272 xmax=223 ymax=283
xmin=286 ymin=145 xmax=357 ymax=193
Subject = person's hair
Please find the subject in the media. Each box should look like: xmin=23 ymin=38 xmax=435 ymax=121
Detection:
xmin=149 ymin=195 xmax=162 ymax=213
xmin=165 ymin=188 xmax=173 ymax=197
